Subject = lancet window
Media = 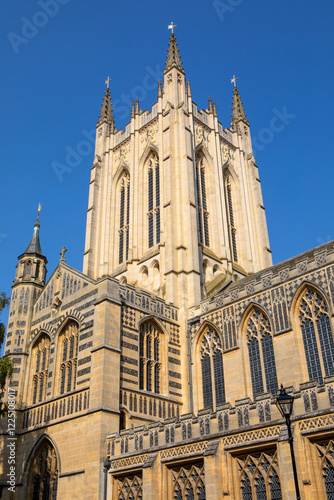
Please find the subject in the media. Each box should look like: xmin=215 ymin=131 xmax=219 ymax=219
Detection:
xmin=27 ymin=439 xmax=58 ymax=500
xmin=32 ymin=334 xmax=50 ymax=404
xmin=147 ymin=153 xmax=160 ymax=248
xmin=117 ymin=474 xmax=142 ymax=500
xmin=315 ymin=440 xmax=334 ymax=499
xmin=200 ymin=327 xmax=225 ymax=409
xmin=298 ymin=288 xmax=334 ymax=384
xmin=58 ymin=321 xmax=78 ymax=395
xmin=119 ymin=173 xmax=130 ymax=264
xmin=237 ymin=450 xmax=282 ymax=500
xmin=195 ymin=152 xmax=209 ymax=247
xmin=224 ymin=174 xmax=238 ymax=262
xmin=246 ymin=308 xmax=278 ymax=397
xmin=171 ymin=462 xmax=206 ymax=500
xmin=139 ymin=321 xmax=161 ymax=393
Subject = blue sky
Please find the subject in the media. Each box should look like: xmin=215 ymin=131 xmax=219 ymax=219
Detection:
xmin=1 ymin=0 xmax=334 ymax=342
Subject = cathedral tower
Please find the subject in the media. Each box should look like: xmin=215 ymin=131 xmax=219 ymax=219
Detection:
xmin=83 ymin=32 xmax=272 ymax=319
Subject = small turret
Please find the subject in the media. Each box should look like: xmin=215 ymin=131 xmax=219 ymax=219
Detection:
xmin=231 ymin=86 xmax=249 ymax=132
xmin=97 ymin=84 xmax=116 ymax=133
xmin=164 ymin=32 xmax=184 ymax=74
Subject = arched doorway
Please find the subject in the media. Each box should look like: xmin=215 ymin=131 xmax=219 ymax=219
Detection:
xmin=26 ymin=438 xmax=58 ymax=500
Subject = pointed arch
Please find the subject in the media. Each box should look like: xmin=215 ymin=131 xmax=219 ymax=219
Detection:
xmin=25 ymin=434 xmax=60 ymax=500
xmin=138 ymin=318 xmax=165 ymax=394
xmin=30 ymin=332 xmax=51 ymax=405
xmin=55 ymin=319 xmax=79 ymax=395
xmin=242 ymin=304 xmax=278 ymax=397
xmin=293 ymin=284 xmax=334 ymax=384
xmin=196 ymin=323 xmax=225 ymax=410
xmin=223 ymin=166 xmax=238 ymax=263
xmin=195 ymin=149 xmax=210 ymax=247
xmin=144 ymin=150 xmax=160 ymax=248
xmin=117 ymin=170 xmax=130 ymax=264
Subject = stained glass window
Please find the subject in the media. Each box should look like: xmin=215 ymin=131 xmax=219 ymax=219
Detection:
xmin=31 ymin=334 xmax=50 ymax=404
xmin=238 ymin=450 xmax=282 ymax=500
xmin=246 ymin=309 xmax=278 ymax=397
xmin=299 ymin=288 xmax=334 ymax=384
xmin=58 ymin=321 xmax=78 ymax=395
xmin=200 ymin=328 xmax=225 ymax=410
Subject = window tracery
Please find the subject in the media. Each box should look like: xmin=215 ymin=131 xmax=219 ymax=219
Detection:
xmin=117 ymin=474 xmax=143 ymax=500
xmin=200 ymin=327 xmax=225 ymax=409
xmin=246 ymin=308 xmax=278 ymax=397
xmin=27 ymin=439 xmax=58 ymax=500
xmin=298 ymin=288 xmax=334 ymax=384
xmin=171 ymin=463 xmax=206 ymax=500
xmin=32 ymin=334 xmax=50 ymax=405
xmin=315 ymin=440 xmax=334 ymax=499
xmin=237 ymin=450 xmax=282 ymax=500
xmin=58 ymin=321 xmax=78 ymax=395
xmin=119 ymin=173 xmax=130 ymax=264
xmin=139 ymin=321 xmax=161 ymax=393
xmin=195 ymin=152 xmax=209 ymax=247
xmin=224 ymin=173 xmax=238 ymax=262
xmin=147 ymin=153 xmax=160 ymax=248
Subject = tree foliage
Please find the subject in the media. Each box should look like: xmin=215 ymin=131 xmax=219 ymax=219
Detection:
xmin=0 ymin=292 xmax=14 ymax=417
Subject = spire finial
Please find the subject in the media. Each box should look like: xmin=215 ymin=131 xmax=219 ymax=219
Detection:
xmin=208 ymin=97 xmax=213 ymax=113
xmin=105 ymin=76 xmax=111 ymax=89
xmin=168 ymin=21 xmax=177 ymax=34
xmin=187 ymin=80 xmax=192 ymax=97
xmin=36 ymin=203 xmax=42 ymax=222
xmin=231 ymin=75 xmax=238 ymax=88
xmin=131 ymin=100 xmax=135 ymax=118
xmin=59 ymin=246 xmax=67 ymax=263
xmin=213 ymin=99 xmax=217 ymax=117
xmin=135 ymin=97 xmax=139 ymax=114
xmin=158 ymin=80 xmax=162 ymax=98
xmin=164 ymin=26 xmax=184 ymax=74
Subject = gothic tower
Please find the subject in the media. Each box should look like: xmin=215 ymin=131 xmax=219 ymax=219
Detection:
xmin=83 ymin=33 xmax=272 ymax=323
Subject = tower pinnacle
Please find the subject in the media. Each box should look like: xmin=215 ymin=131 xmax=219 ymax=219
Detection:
xmin=97 ymin=86 xmax=115 ymax=131
xmin=231 ymin=85 xmax=249 ymax=131
xmin=22 ymin=209 xmax=44 ymax=258
xmin=164 ymin=32 xmax=184 ymax=74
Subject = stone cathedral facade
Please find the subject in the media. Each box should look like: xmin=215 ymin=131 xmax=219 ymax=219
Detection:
xmin=1 ymin=33 xmax=334 ymax=500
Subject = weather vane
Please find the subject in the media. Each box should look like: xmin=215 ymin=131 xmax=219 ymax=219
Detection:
xmin=37 ymin=203 xmax=42 ymax=221
xmin=168 ymin=22 xmax=177 ymax=34
xmin=231 ymin=75 xmax=238 ymax=87
xmin=105 ymin=76 xmax=111 ymax=89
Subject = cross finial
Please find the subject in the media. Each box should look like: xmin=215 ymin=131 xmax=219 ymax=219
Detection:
xmin=105 ymin=76 xmax=111 ymax=89
xmin=37 ymin=203 xmax=42 ymax=221
xmin=231 ymin=75 xmax=238 ymax=87
xmin=168 ymin=22 xmax=177 ymax=34
xmin=60 ymin=246 xmax=67 ymax=263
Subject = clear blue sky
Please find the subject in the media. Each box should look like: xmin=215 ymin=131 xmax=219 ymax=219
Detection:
xmin=1 ymin=0 xmax=334 ymax=344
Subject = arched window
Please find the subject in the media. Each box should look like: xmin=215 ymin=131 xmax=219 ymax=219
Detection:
xmin=57 ymin=321 xmax=78 ymax=395
xmin=117 ymin=475 xmax=143 ymax=500
xmin=27 ymin=439 xmax=58 ymax=500
xmin=298 ymin=288 xmax=334 ymax=384
xmin=200 ymin=327 xmax=225 ymax=409
xmin=25 ymin=260 xmax=32 ymax=276
xmin=139 ymin=321 xmax=161 ymax=393
xmin=119 ymin=173 xmax=130 ymax=264
xmin=31 ymin=335 xmax=50 ymax=404
xmin=147 ymin=152 xmax=160 ymax=248
xmin=246 ymin=308 xmax=278 ymax=397
xmin=171 ymin=463 xmax=206 ymax=500
xmin=224 ymin=173 xmax=238 ymax=262
xmin=237 ymin=450 xmax=282 ymax=500
xmin=195 ymin=152 xmax=209 ymax=247
xmin=315 ymin=440 xmax=334 ymax=499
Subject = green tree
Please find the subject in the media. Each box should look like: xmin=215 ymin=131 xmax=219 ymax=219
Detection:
xmin=0 ymin=292 xmax=14 ymax=417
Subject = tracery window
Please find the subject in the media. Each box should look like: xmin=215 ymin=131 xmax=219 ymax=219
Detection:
xmin=27 ymin=439 xmax=58 ymax=500
xmin=237 ymin=450 xmax=282 ymax=500
xmin=147 ymin=153 xmax=160 ymax=248
xmin=195 ymin=152 xmax=209 ymax=247
xmin=224 ymin=174 xmax=238 ymax=262
xmin=58 ymin=321 xmax=78 ymax=395
xmin=32 ymin=334 xmax=50 ymax=404
xmin=200 ymin=328 xmax=225 ymax=409
xmin=139 ymin=321 xmax=161 ymax=393
xmin=117 ymin=474 xmax=142 ymax=500
xmin=171 ymin=462 xmax=206 ymax=499
xmin=246 ymin=308 xmax=278 ymax=397
xmin=315 ymin=440 xmax=334 ymax=499
xmin=119 ymin=173 xmax=130 ymax=264
xmin=299 ymin=288 xmax=334 ymax=384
